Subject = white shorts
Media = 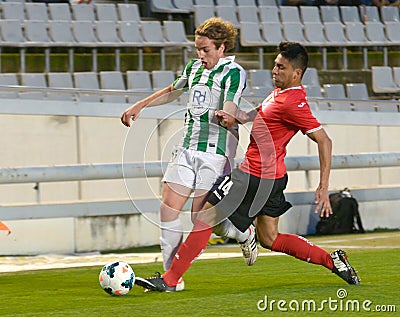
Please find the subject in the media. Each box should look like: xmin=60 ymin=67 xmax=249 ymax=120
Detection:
xmin=162 ymin=146 xmax=230 ymax=191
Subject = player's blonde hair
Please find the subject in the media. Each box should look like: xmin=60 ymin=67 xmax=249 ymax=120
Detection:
xmin=195 ymin=17 xmax=238 ymax=52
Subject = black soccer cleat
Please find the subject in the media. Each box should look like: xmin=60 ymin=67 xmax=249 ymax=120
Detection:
xmin=330 ymin=249 xmax=360 ymax=285
xmin=134 ymin=272 xmax=178 ymax=292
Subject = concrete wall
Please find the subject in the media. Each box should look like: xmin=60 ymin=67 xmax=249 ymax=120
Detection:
xmin=0 ymin=106 xmax=399 ymax=254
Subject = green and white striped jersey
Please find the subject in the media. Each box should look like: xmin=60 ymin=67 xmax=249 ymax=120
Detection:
xmin=173 ymin=56 xmax=246 ymax=159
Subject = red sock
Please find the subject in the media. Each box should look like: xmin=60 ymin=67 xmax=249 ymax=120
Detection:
xmin=271 ymin=233 xmax=333 ymax=271
xmin=163 ymin=219 xmax=212 ymax=286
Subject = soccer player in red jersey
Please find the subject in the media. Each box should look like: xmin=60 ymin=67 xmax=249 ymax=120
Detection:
xmin=136 ymin=42 xmax=360 ymax=292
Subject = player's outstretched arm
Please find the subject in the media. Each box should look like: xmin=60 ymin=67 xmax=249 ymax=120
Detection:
xmin=120 ymin=84 xmax=182 ymax=127
xmin=307 ymin=128 xmax=333 ymax=218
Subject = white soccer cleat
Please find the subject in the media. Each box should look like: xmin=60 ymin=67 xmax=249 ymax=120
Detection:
xmin=175 ymin=277 xmax=185 ymax=291
xmin=239 ymin=224 xmax=258 ymax=266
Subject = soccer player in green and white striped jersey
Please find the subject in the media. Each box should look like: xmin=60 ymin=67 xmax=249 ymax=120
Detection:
xmin=121 ymin=18 xmax=258 ymax=289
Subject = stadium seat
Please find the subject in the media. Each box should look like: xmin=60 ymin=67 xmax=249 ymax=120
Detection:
xmin=238 ymin=5 xmax=260 ymax=23
xmin=194 ymin=0 xmax=215 ymax=5
xmin=257 ymin=0 xmax=279 ymax=5
xmin=345 ymin=83 xmax=376 ymax=112
xmin=24 ymin=20 xmax=51 ymax=44
xmin=324 ymin=22 xmax=348 ymax=45
xmin=151 ymin=70 xmax=175 ymax=91
xmin=247 ymin=69 xmax=273 ymax=95
xmin=95 ymin=21 xmax=120 ymax=45
xmin=344 ymin=22 xmax=368 ymax=44
xmin=0 ymin=73 xmax=19 ymax=99
xmin=0 ymin=19 xmax=25 ymax=45
xmin=71 ymin=3 xmax=96 ymax=21
xmin=49 ymin=21 xmax=76 ymax=46
xmin=320 ymin=6 xmax=341 ymax=23
xmin=259 ymin=6 xmax=280 ymax=23
xmin=141 ymin=21 xmax=166 ymax=45
xmin=371 ymin=66 xmax=400 ymax=94
xmin=279 ymin=6 xmax=301 ymax=24
xmin=194 ymin=5 xmax=215 ymax=28
xmin=385 ymin=22 xmax=400 ymax=44
xmin=95 ymin=3 xmax=119 ymax=22
xmin=117 ymin=3 xmax=141 ymax=22
xmin=303 ymin=23 xmax=327 ymax=45
xmin=99 ymin=71 xmax=127 ymax=103
xmin=150 ymin=0 xmax=191 ymax=14
xmin=47 ymin=72 xmax=76 ymax=101
xmin=118 ymin=21 xmax=144 ymax=45
xmin=1 ymin=2 xmax=25 ymax=22
xmin=282 ymin=22 xmax=307 ymax=44
xmin=71 ymin=21 xmax=98 ymax=45
xmin=173 ymin=0 xmax=195 ymax=11
xmin=240 ymin=22 xmax=267 ymax=46
xmin=215 ymin=0 xmax=236 ymax=5
xmin=304 ymin=85 xmax=329 ymax=111
xmin=25 ymin=3 xmax=49 ymax=22
xmin=20 ymin=73 xmax=48 ymax=99
xmin=365 ymin=22 xmax=387 ymax=45
xmin=163 ymin=21 xmax=194 ymax=46
xmin=380 ymin=6 xmax=400 ymax=24
xmin=48 ymin=3 xmax=73 ymax=21
xmin=359 ymin=6 xmax=381 ymax=23
xmin=323 ymin=84 xmax=352 ymax=111
xmin=393 ymin=67 xmax=400 ymax=88
xmin=340 ymin=6 xmax=361 ymax=23
xmin=300 ymin=6 xmax=321 ymax=24
xmin=237 ymin=0 xmax=257 ymax=5
xmin=126 ymin=70 xmax=153 ymax=103
xmin=73 ymin=72 xmax=102 ymax=102
xmin=216 ymin=6 xmax=239 ymax=28
xmin=302 ymin=67 xmax=321 ymax=89
xmin=261 ymin=22 xmax=283 ymax=45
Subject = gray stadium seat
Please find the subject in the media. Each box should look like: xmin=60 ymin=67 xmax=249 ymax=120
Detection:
xmin=118 ymin=21 xmax=144 ymax=45
xmin=237 ymin=0 xmax=257 ymax=5
xmin=71 ymin=21 xmax=98 ymax=45
xmin=258 ymin=0 xmax=278 ymax=5
xmin=302 ymin=67 xmax=320 ymax=89
xmin=126 ymin=70 xmax=153 ymax=104
xmin=71 ymin=3 xmax=96 ymax=21
xmin=324 ymin=22 xmax=348 ymax=45
xmin=261 ymin=22 xmax=283 ymax=45
xmin=216 ymin=6 xmax=239 ymax=28
xmin=163 ymin=21 xmax=193 ymax=46
xmin=345 ymin=83 xmax=376 ymax=112
xmin=173 ymin=0 xmax=195 ymax=11
xmin=194 ymin=0 xmax=215 ymax=5
xmin=359 ymin=6 xmax=380 ymax=23
xmin=95 ymin=3 xmax=118 ymax=22
xmin=73 ymin=72 xmax=102 ymax=102
xmin=25 ymin=3 xmax=49 ymax=22
xmin=140 ymin=21 xmax=166 ymax=45
xmin=117 ymin=3 xmax=141 ymax=22
xmin=247 ymin=69 xmax=273 ymax=95
xmin=95 ymin=21 xmax=120 ymax=45
xmin=320 ymin=6 xmax=341 ymax=23
xmin=240 ymin=22 xmax=267 ymax=46
xmin=0 ymin=73 xmax=19 ymax=99
xmin=300 ymin=6 xmax=321 ymax=23
xmin=340 ymin=6 xmax=361 ymax=23
xmin=151 ymin=70 xmax=175 ymax=91
xmin=259 ymin=6 xmax=280 ymax=23
xmin=238 ymin=5 xmax=260 ymax=23
xmin=323 ymin=84 xmax=352 ymax=111
xmin=20 ymin=73 xmax=47 ymax=99
xmin=365 ymin=22 xmax=387 ymax=45
xmin=280 ymin=6 xmax=301 ymax=24
xmin=0 ymin=19 xmax=25 ymax=45
xmin=303 ymin=23 xmax=326 ymax=44
xmin=380 ymin=6 xmax=400 ymax=23
xmin=47 ymin=72 xmax=76 ymax=101
xmin=99 ymin=71 xmax=127 ymax=103
xmin=393 ymin=67 xmax=400 ymax=89
xmin=1 ymin=2 xmax=25 ymax=22
xmin=283 ymin=22 xmax=307 ymax=44
xmin=304 ymin=85 xmax=329 ymax=111
xmin=49 ymin=21 xmax=76 ymax=46
xmin=194 ymin=5 xmax=215 ymax=28
xmin=48 ymin=3 xmax=73 ymax=21
xmin=24 ymin=20 xmax=51 ymax=44
xmin=344 ymin=22 xmax=368 ymax=44
xmin=371 ymin=66 xmax=400 ymax=94
xmin=150 ymin=0 xmax=190 ymax=14
xmin=385 ymin=22 xmax=400 ymax=44
xmin=215 ymin=0 xmax=236 ymax=5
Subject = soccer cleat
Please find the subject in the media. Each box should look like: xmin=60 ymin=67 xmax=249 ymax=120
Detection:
xmin=134 ymin=272 xmax=179 ymax=292
xmin=330 ymin=249 xmax=360 ymax=285
xmin=175 ymin=277 xmax=185 ymax=291
xmin=239 ymin=224 xmax=258 ymax=266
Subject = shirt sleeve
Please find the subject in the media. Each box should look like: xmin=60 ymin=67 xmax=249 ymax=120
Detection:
xmin=223 ymin=66 xmax=247 ymax=107
xmin=173 ymin=60 xmax=195 ymax=90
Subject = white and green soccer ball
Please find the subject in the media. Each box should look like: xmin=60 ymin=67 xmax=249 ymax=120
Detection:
xmin=99 ymin=261 xmax=135 ymax=296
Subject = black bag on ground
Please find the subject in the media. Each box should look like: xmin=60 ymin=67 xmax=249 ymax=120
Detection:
xmin=316 ymin=188 xmax=365 ymax=235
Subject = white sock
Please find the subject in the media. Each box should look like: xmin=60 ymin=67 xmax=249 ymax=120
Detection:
xmin=213 ymin=219 xmax=250 ymax=243
xmin=160 ymin=219 xmax=183 ymax=271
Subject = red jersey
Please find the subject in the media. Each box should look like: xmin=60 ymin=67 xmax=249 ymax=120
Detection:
xmin=239 ymin=86 xmax=322 ymax=179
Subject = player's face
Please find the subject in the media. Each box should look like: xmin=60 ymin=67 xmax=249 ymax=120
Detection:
xmin=272 ymin=54 xmax=302 ymax=90
xmin=195 ymin=36 xmax=225 ymax=70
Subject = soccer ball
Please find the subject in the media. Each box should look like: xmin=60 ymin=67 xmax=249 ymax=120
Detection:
xmin=99 ymin=261 xmax=135 ymax=296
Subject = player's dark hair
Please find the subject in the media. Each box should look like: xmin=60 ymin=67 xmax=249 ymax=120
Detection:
xmin=277 ymin=42 xmax=308 ymax=78
xmin=195 ymin=17 xmax=237 ymax=52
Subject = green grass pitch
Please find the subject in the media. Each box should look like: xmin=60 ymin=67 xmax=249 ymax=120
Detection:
xmin=0 ymin=232 xmax=399 ymax=317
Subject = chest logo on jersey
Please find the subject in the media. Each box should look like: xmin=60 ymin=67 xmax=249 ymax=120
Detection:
xmin=188 ymin=84 xmax=212 ymax=116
